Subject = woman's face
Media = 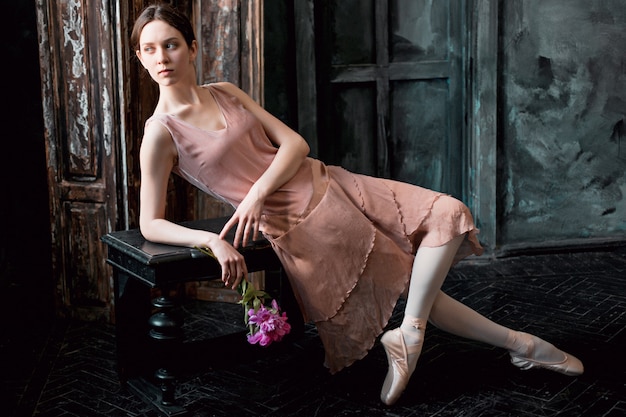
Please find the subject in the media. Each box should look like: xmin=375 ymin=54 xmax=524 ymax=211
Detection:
xmin=136 ymin=20 xmax=197 ymax=86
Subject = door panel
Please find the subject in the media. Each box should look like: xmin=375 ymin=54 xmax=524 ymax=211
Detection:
xmin=304 ymin=0 xmax=465 ymax=197
xmin=329 ymin=1 xmax=375 ymax=65
xmin=37 ymin=0 xmax=119 ymax=320
xmin=390 ymin=0 xmax=451 ymax=62
xmin=330 ymin=84 xmax=377 ymax=176
xmin=63 ymin=202 xmax=109 ymax=310
xmin=389 ymin=80 xmax=450 ymax=191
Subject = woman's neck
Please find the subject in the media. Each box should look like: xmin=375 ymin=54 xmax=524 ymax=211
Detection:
xmin=156 ymin=81 xmax=202 ymax=114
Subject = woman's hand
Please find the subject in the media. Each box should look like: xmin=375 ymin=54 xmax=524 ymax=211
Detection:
xmin=207 ymin=238 xmax=248 ymax=289
xmin=220 ymin=188 xmax=265 ymax=248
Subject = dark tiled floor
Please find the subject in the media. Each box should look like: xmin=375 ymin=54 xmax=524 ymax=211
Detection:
xmin=4 ymin=247 xmax=626 ymax=417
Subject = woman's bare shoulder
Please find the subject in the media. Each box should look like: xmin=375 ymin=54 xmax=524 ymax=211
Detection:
xmin=208 ymin=81 xmax=246 ymax=97
xmin=144 ymin=115 xmax=170 ymax=135
xmin=141 ymin=116 xmax=174 ymax=149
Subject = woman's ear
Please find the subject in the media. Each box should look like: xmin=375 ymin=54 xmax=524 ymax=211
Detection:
xmin=189 ymin=40 xmax=198 ymax=61
xmin=136 ymin=50 xmax=146 ymax=68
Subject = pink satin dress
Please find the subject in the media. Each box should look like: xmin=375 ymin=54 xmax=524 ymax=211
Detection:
xmin=146 ymin=83 xmax=483 ymax=373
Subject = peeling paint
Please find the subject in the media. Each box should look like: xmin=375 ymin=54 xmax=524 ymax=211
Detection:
xmin=64 ymin=0 xmax=87 ymax=79
xmin=68 ymin=84 xmax=90 ymax=169
xmin=103 ymin=84 xmax=112 ymax=156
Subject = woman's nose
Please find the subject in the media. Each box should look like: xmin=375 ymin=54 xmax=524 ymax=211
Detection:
xmin=156 ymin=48 xmax=169 ymax=64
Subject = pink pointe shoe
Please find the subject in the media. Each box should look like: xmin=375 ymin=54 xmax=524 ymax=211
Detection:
xmin=380 ymin=318 xmax=425 ymax=406
xmin=507 ymin=331 xmax=584 ymax=376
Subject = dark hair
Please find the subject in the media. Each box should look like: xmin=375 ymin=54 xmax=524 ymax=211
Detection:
xmin=130 ymin=3 xmax=196 ymax=51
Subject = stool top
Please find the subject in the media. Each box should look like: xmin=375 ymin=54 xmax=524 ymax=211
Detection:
xmin=101 ymin=217 xmax=271 ymax=266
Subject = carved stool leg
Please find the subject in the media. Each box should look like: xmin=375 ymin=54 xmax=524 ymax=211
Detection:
xmin=149 ymin=293 xmax=184 ymax=408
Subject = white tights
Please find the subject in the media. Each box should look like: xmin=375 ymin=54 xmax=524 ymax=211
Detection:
xmin=428 ymin=290 xmax=510 ymax=348
xmin=401 ymin=234 xmax=567 ymax=363
xmin=402 ymin=234 xmax=520 ymax=352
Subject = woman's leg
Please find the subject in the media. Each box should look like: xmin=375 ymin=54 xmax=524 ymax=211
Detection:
xmin=380 ymin=234 xmax=465 ymax=405
xmin=429 ymin=291 xmax=583 ymax=375
xmin=380 ymin=193 xmax=583 ymax=405
xmin=381 ymin=258 xmax=584 ymax=405
xmin=381 ymin=237 xmax=584 ymax=405
xmin=429 ymin=290 xmax=509 ymax=347
xmin=402 ymin=234 xmax=465 ymax=334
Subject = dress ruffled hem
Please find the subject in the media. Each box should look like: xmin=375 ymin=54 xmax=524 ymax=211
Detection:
xmin=265 ymin=165 xmax=484 ymax=374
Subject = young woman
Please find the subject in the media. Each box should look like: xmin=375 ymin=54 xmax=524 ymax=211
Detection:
xmin=131 ymin=3 xmax=583 ymax=406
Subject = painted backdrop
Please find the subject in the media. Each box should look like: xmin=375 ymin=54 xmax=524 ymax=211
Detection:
xmin=500 ymin=0 xmax=626 ymax=246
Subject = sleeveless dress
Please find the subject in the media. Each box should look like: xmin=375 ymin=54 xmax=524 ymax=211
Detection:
xmin=146 ymin=83 xmax=483 ymax=374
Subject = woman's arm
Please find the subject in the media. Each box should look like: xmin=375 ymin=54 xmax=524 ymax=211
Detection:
xmin=139 ymin=121 xmax=248 ymax=289
xmin=217 ymin=82 xmax=311 ymax=248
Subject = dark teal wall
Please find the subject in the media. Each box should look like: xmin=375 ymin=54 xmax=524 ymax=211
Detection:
xmin=265 ymin=0 xmax=625 ymax=249
xmin=499 ymin=0 xmax=625 ymax=245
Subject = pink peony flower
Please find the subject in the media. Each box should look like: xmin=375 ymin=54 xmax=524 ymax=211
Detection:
xmin=194 ymin=246 xmax=290 ymax=346
xmin=246 ymin=300 xmax=291 ymax=346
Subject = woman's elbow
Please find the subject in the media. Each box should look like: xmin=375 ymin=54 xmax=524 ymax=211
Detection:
xmin=297 ymin=135 xmax=311 ymax=158
xmin=139 ymin=222 xmax=151 ymax=241
xmin=139 ymin=217 xmax=159 ymax=242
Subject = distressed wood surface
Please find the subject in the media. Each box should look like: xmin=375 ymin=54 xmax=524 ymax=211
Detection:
xmin=36 ymin=0 xmax=120 ymax=320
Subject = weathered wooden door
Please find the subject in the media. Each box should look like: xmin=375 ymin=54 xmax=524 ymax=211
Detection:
xmin=297 ymin=0 xmax=466 ymax=197
xmin=36 ymin=0 xmax=122 ymax=321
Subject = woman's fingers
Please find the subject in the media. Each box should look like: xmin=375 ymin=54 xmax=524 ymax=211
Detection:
xmin=221 ymin=255 xmax=248 ymax=289
xmin=222 ymin=194 xmax=263 ymax=247
xmin=231 ymin=266 xmax=246 ymax=289
xmin=233 ymin=220 xmax=245 ymax=248
xmin=221 ymin=215 xmax=245 ymax=248
xmin=226 ymin=216 xmax=260 ymax=248
xmin=241 ymin=218 xmax=260 ymax=247
xmin=210 ymin=238 xmax=248 ymax=289
xmin=219 ymin=215 xmax=238 ymax=240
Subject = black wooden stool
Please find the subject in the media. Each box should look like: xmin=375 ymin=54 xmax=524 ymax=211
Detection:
xmin=102 ymin=217 xmax=303 ymax=416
